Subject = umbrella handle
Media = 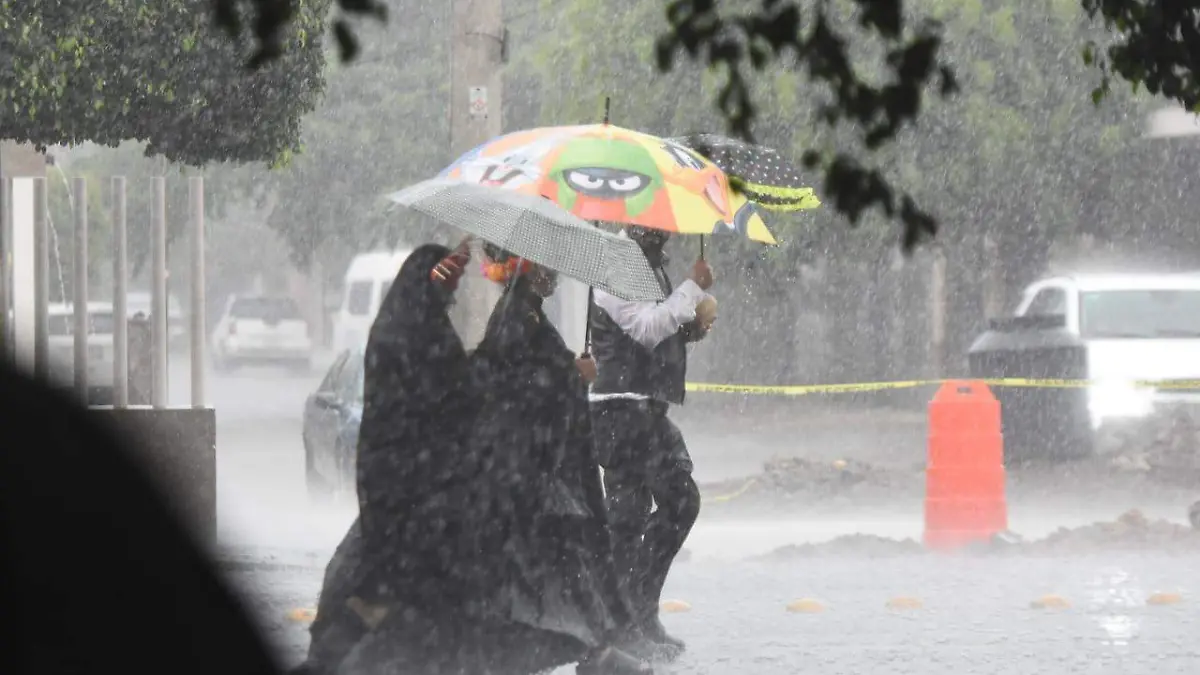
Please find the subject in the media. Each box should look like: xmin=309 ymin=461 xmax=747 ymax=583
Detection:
xmin=700 ymin=235 xmax=706 ymax=261
xmin=603 ymin=96 xmax=611 ymax=126
xmin=582 ymin=217 xmax=601 ymax=356
xmin=582 ymin=286 xmax=595 ymax=357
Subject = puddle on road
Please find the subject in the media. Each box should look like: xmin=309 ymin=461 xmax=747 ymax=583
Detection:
xmin=1086 ymin=566 xmax=1143 ymax=652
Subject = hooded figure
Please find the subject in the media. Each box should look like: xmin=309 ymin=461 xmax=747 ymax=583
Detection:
xmin=357 ymin=241 xmax=477 ymax=566
xmin=462 ymin=247 xmax=653 ymax=675
xmin=299 ymin=242 xmax=481 ymax=675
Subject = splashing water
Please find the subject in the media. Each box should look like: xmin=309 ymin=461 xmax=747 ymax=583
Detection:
xmin=1086 ymin=566 xmax=1143 ymax=652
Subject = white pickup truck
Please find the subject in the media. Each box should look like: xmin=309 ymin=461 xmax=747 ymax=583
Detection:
xmin=1014 ymin=273 xmax=1200 ymax=430
xmin=46 ymin=301 xmax=116 ymax=405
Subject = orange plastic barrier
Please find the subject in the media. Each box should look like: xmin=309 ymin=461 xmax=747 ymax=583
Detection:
xmin=923 ymin=380 xmax=1007 ymax=549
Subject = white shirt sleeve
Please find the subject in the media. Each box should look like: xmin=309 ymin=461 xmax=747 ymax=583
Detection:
xmin=593 ymin=279 xmax=708 ymax=349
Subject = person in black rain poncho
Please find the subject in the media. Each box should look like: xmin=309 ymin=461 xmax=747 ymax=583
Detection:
xmin=298 ymin=241 xmax=481 ymax=675
xmin=462 ymin=245 xmax=654 ymax=675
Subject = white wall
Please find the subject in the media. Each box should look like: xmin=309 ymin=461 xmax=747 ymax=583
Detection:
xmin=10 ymin=178 xmax=35 ymax=372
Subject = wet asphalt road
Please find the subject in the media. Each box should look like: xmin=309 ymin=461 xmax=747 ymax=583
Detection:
xmin=226 ymin=551 xmax=1200 ymax=675
xmin=178 ymin=359 xmax=1200 ymax=674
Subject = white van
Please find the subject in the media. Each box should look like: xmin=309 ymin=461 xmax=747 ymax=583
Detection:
xmin=1011 ymin=273 xmax=1200 ymax=430
xmin=332 ymin=249 xmax=413 ymax=354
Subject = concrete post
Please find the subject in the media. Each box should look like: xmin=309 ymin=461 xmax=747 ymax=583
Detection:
xmin=113 ymin=177 xmax=129 ymax=407
xmin=33 ymin=177 xmax=49 ymax=382
xmin=1 ymin=177 xmax=10 ymax=363
xmin=73 ymin=177 xmax=89 ymax=398
xmin=151 ymin=177 xmax=168 ymax=407
xmin=929 ymin=247 xmax=947 ymax=378
xmin=127 ymin=315 xmax=152 ymax=405
xmin=189 ymin=177 xmax=206 ymax=407
xmin=449 ymin=0 xmax=504 ymax=348
xmin=9 ymin=179 xmax=35 ymax=372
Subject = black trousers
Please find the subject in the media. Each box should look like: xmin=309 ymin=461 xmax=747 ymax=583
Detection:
xmin=590 ymin=399 xmax=701 ymax=622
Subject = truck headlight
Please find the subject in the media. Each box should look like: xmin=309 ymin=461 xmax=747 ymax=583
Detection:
xmin=1087 ymin=382 xmax=1155 ymax=429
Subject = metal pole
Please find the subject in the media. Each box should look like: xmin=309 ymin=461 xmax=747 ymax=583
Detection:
xmin=113 ymin=177 xmax=128 ymax=407
xmin=151 ymin=177 xmax=168 ymax=408
xmin=72 ymin=176 xmax=88 ymax=399
xmin=450 ymin=0 xmax=504 ymax=348
xmin=0 ymin=176 xmax=10 ymax=364
xmin=33 ymin=177 xmax=49 ymax=382
xmin=189 ymin=176 xmax=205 ymax=407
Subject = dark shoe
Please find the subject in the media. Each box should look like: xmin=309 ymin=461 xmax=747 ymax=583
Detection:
xmin=641 ymin=616 xmax=685 ymax=656
xmin=577 ymin=646 xmax=654 ymax=675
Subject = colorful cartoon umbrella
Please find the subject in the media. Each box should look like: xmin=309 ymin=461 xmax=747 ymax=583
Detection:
xmin=667 ymin=133 xmax=822 ymax=212
xmin=438 ymin=124 xmax=780 ymax=245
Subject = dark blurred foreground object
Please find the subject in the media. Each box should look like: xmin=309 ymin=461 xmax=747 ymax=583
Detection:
xmin=0 ymin=361 xmax=284 ymax=675
xmin=967 ymin=314 xmax=1093 ymax=465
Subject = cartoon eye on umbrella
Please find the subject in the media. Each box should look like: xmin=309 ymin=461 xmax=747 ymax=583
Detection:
xmin=563 ymin=168 xmax=652 ymax=200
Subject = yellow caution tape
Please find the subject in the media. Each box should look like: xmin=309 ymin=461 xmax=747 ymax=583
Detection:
xmin=685 ymin=378 xmax=1200 ymax=396
xmin=708 ymin=477 xmax=758 ymax=503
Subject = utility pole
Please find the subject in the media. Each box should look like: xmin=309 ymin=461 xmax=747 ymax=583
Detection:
xmin=449 ymin=0 xmax=504 ymax=347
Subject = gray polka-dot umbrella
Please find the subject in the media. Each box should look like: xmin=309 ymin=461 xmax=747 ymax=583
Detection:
xmin=668 ymin=133 xmax=821 ymax=212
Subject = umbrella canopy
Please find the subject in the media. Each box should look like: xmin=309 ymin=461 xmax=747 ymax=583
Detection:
xmin=668 ymin=133 xmax=821 ymax=212
xmin=438 ymin=124 xmax=779 ymax=244
xmin=385 ymin=178 xmax=665 ymax=302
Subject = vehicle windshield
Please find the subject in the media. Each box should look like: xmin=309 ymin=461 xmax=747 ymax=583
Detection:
xmin=346 ymin=281 xmax=374 ymax=317
xmin=231 ymin=297 xmax=303 ymax=320
xmin=1080 ymin=289 xmax=1200 ymax=339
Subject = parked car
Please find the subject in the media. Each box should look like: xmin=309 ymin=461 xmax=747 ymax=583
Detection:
xmin=302 ymin=347 xmax=363 ymax=501
xmin=47 ymin=302 xmax=116 ymax=405
xmin=211 ymin=294 xmax=313 ymax=372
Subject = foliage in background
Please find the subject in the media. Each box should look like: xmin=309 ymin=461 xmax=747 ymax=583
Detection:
xmin=259 ymin=1 xmax=450 ymax=279
xmin=1082 ymin=1 xmax=1200 ymax=111
xmin=507 ymin=0 xmax=1151 ymax=383
xmin=51 ymin=144 xmax=258 ymax=265
xmin=212 ymin=0 xmax=1200 ymax=251
xmin=0 ymin=0 xmax=329 ymax=165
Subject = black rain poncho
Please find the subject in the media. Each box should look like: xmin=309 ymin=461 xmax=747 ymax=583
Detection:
xmin=305 ymin=244 xmax=483 ymax=674
xmin=464 ymin=275 xmax=637 ymax=672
